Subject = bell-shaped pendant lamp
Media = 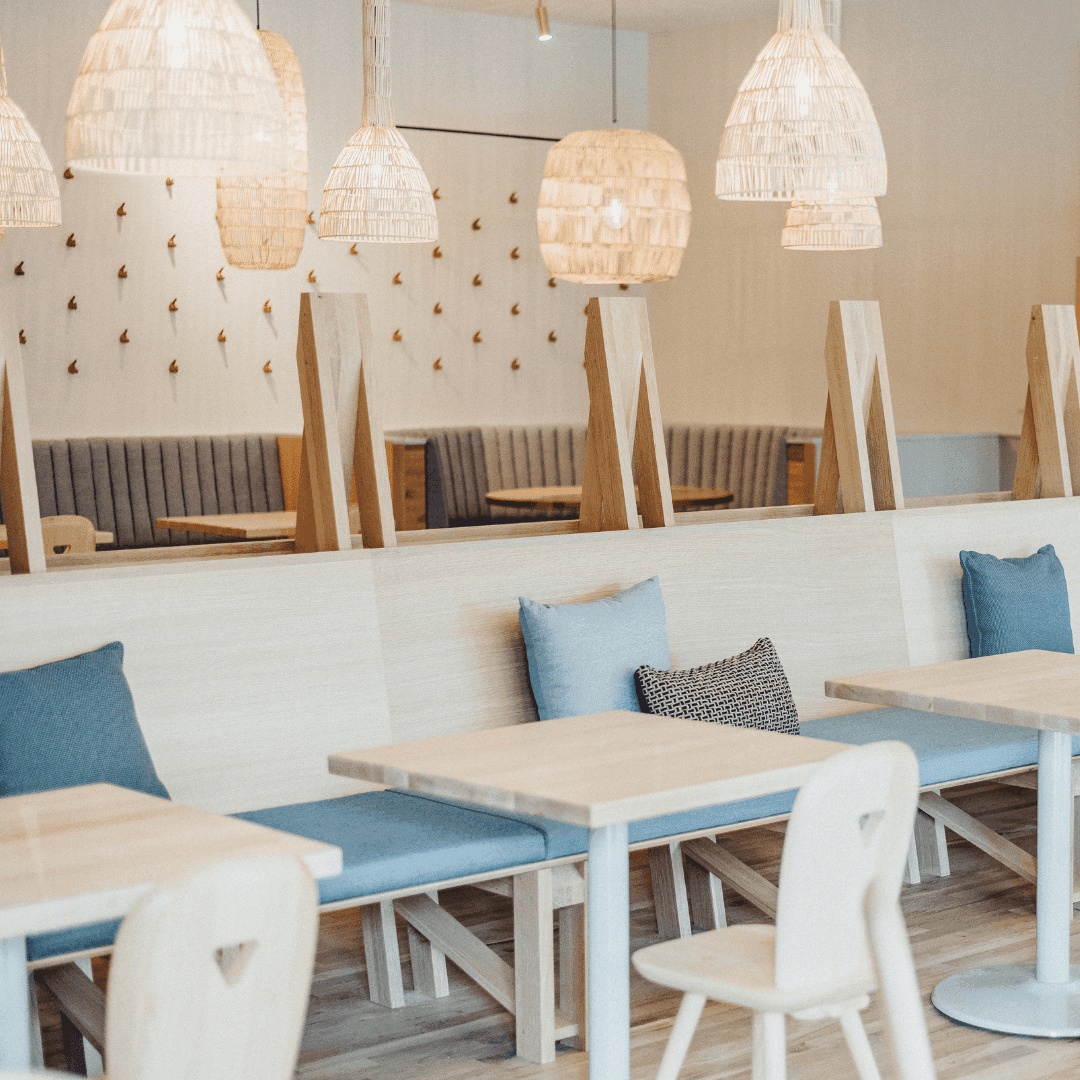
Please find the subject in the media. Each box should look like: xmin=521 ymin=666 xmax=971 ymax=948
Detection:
xmin=781 ymin=196 xmax=882 ymax=250
xmin=319 ymin=0 xmax=437 ymax=243
xmin=716 ymin=0 xmax=885 ymax=201
xmin=0 ymin=43 xmax=60 ymax=227
xmin=537 ymin=129 xmax=691 ymax=284
xmin=66 ymin=0 xmax=288 ymax=176
xmin=216 ymin=29 xmax=307 ymax=269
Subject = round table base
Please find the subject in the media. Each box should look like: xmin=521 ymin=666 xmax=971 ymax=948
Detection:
xmin=932 ymin=963 xmax=1080 ymax=1037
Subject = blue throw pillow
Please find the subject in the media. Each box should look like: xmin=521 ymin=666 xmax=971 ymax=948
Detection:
xmin=0 ymin=641 xmax=169 ymax=799
xmin=959 ymin=544 xmax=1074 ymax=658
xmin=519 ymin=576 xmax=671 ymax=720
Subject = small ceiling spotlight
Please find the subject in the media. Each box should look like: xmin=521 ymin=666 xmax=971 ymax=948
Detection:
xmin=536 ymin=5 xmax=552 ymax=41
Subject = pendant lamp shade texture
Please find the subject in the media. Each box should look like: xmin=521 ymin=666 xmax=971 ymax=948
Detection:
xmin=0 ymin=45 xmax=60 ymax=227
xmin=537 ymin=129 xmax=691 ymax=284
xmin=782 ymin=196 xmax=881 ymax=250
xmin=66 ymin=0 xmax=288 ymax=176
xmin=319 ymin=0 xmax=437 ymax=243
xmin=216 ymin=30 xmax=307 ymax=269
xmin=715 ymin=0 xmax=885 ymax=201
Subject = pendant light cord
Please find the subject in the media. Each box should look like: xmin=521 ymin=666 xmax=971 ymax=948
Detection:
xmin=256 ymin=0 xmax=260 ymax=29
xmin=611 ymin=0 xmax=617 ymax=125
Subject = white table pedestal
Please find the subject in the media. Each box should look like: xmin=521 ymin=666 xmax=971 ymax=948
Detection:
xmin=932 ymin=729 xmax=1080 ymax=1036
xmin=0 ymin=934 xmax=30 ymax=1070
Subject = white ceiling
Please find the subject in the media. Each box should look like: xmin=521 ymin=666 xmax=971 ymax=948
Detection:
xmin=402 ymin=0 xmax=784 ymax=33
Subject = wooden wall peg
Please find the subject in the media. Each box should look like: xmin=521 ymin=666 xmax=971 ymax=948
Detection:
xmin=548 ymin=331 xmax=557 ymax=342
xmin=67 ymin=359 xmax=78 ymax=374
xmin=432 ymin=188 xmax=440 ymax=200
xmin=511 ymin=358 xmax=520 ymax=370
xmin=167 ymin=234 xmax=177 ymax=248
xmin=432 ymin=246 xmax=442 ymax=258
xmin=168 ymin=298 xmax=178 ymax=311
xmin=392 ymin=272 xmax=402 ymax=284
xmin=308 ymin=270 xmax=317 ymax=282
xmin=472 ymin=218 xmax=481 ymax=231
xmin=472 ymin=275 xmax=482 ymax=287
xmin=168 ymin=359 xmax=178 ymax=373
xmin=350 ymin=244 xmax=358 ymax=255
xmin=813 ymin=300 xmax=903 ymax=515
xmin=17 ymin=330 xmax=25 ymax=344
xmin=63 ymin=167 xmax=73 ymax=179
xmin=511 ymin=304 xmax=520 ymax=315
xmin=119 ymin=329 xmax=129 ymax=343
xmin=510 ymin=247 xmax=520 ymax=260
xmin=116 ymin=202 xmax=126 ymax=216
xmin=578 ymin=296 xmax=674 ymax=534
xmin=66 ymin=234 xmax=76 ymax=247
xmin=433 ymin=302 xmax=442 ymax=314
xmin=1 ymin=326 xmax=48 ymax=573
xmin=217 ymin=267 xmax=225 ymax=281
xmin=548 ymin=278 xmax=557 ymax=288
xmin=117 ymin=265 xmax=127 ymax=278
xmin=294 ymin=292 xmax=396 ymax=553
xmin=473 ymin=331 xmax=482 ymax=343
xmin=13 ymin=262 xmax=23 ymax=276
xmin=1013 ymin=304 xmax=1080 ymax=500
xmin=433 ymin=358 xmax=443 ymax=370
xmin=67 ymin=296 xmax=77 ymax=310
xmin=263 ymin=300 xmax=272 ymax=313
xmin=263 ymin=360 xmax=273 ymax=373
xmin=509 ymin=192 xmax=518 ymax=204
xmin=392 ymin=329 xmax=402 ymax=341
xmin=619 ymin=284 xmax=629 ymax=291
xmin=165 ymin=177 xmax=174 ymax=186
xmin=217 ymin=330 xmax=226 ymax=343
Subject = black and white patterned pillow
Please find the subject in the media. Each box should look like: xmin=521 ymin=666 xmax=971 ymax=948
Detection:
xmin=634 ymin=637 xmax=799 ymax=736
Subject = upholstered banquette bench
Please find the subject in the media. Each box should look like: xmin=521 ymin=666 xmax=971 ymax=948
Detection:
xmin=6 ymin=494 xmax=1077 ymax=1068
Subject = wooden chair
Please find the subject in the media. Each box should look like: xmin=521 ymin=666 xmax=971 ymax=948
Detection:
xmin=105 ymin=856 xmax=318 ymax=1080
xmin=40 ymin=516 xmax=96 ymax=555
xmin=632 ymin=743 xmax=935 ymax=1080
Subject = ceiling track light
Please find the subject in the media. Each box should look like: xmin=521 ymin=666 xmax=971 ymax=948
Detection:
xmin=536 ymin=5 xmax=551 ymax=41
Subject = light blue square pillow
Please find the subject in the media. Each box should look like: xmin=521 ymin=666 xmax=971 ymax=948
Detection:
xmin=518 ymin=576 xmax=671 ymax=720
xmin=959 ymin=544 xmax=1074 ymax=658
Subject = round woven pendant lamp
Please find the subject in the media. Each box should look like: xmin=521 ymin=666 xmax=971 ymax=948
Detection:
xmin=0 ymin=44 xmax=60 ymax=227
xmin=66 ymin=0 xmax=288 ymax=176
xmin=537 ymin=129 xmax=691 ymax=284
xmin=781 ymin=196 xmax=881 ymax=250
xmin=319 ymin=0 xmax=436 ymax=243
xmin=216 ymin=29 xmax=307 ymax=269
xmin=716 ymin=0 xmax=885 ymax=201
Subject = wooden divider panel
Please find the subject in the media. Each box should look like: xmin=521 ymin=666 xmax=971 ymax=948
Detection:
xmin=814 ymin=300 xmax=904 ymax=515
xmin=1013 ymin=305 xmax=1080 ymax=500
xmin=0 ymin=327 xmax=45 ymax=573
xmin=295 ymin=293 xmax=396 ymax=552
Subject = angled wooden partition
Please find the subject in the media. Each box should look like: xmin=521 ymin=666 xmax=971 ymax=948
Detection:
xmin=579 ymin=296 xmax=673 ymax=533
xmin=295 ymin=292 xmax=396 ymax=552
xmin=814 ymin=300 xmax=904 ymax=515
xmin=1012 ymin=305 xmax=1080 ymax=501
xmin=0 ymin=327 xmax=45 ymax=573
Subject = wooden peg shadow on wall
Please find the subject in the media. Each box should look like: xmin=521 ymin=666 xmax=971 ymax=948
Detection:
xmin=1012 ymin=304 xmax=1080 ymax=501
xmin=294 ymin=292 xmax=396 ymax=552
xmin=0 ymin=324 xmax=46 ymax=572
xmin=814 ymin=300 xmax=904 ymax=515
xmin=579 ymin=296 xmax=674 ymax=532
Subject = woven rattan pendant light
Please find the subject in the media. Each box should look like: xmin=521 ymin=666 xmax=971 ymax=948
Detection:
xmin=216 ymin=24 xmax=307 ymax=269
xmin=781 ymin=196 xmax=881 ymax=250
xmin=715 ymin=0 xmax=885 ymax=202
xmin=537 ymin=1 xmax=690 ymax=284
xmin=0 ymin=43 xmax=60 ymax=227
xmin=66 ymin=0 xmax=288 ymax=176
xmin=319 ymin=0 xmax=437 ymax=243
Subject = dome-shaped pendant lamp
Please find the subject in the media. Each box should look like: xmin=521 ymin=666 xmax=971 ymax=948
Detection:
xmin=537 ymin=0 xmax=691 ymax=284
xmin=319 ymin=0 xmax=437 ymax=243
xmin=716 ymin=0 xmax=885 ymax=202
xmin=0 ymin=43 xmax=60 ymax=227
xmin=66 ymin=0 xmax=288 ymax=176
xmin=216 ymin=28 xmax=307 ymax=269
xmin=781 ymin=196 xmax=882 ymax=250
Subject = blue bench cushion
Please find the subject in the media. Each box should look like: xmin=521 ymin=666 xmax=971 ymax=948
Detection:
xmin=234 ymin=790 xmax=549 ymax=905
xmin=802 ymin=707 xmax=1080 ymax=785
xmin=27 ymin=919 xmax=121 ymax=964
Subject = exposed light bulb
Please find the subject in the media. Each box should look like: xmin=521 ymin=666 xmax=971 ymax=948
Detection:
xmin=603 ymin=193 xmax=628 ymax=230
xmin=536 ymin=5 xmax=552 ymax=41
xmin=793 ymin=72 xmax=812 ymax=118
xmin=165 ymin=12 xmax=187 ymax=68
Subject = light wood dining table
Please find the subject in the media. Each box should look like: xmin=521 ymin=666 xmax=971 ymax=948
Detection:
xmin=0 ymin=783 xmax=343 ymax=1070
xmin=827 ymin=649 xmax=1080 ymax=1038
xmin=329 ymin=710 xmax=844 ymax=1080
xmin=485 ymin=485 xmax=734 ymax=514
xmin=0 ymin=526 xmax=112 ymax=551
xmin=154 ymin=510 xmax=298 ymax=539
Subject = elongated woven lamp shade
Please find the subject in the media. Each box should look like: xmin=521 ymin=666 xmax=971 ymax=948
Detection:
xmin=716 ymin=0 xmax=885 ymax=201
xmin=537 ymin=129 xmax=691 ymax=284
xmin=782 ymin=196 xmax=881 ymax=250
xmin=215 ymin=30 xmax=307 ymax=269
xmin=319 ymin=0 xmax=437 ymax=243
xmin=0 ymin=45 xmax=60 ymax=227
xmin=66 ymin=0 xmax=288 ymax=176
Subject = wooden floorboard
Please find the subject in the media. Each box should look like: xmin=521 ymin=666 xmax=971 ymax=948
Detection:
xmin=34 ymin=783 xmax=1080 ymax=1079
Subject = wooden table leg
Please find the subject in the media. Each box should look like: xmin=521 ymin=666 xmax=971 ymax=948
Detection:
xmin=0 ymin=934 xmax=30 ymax=1070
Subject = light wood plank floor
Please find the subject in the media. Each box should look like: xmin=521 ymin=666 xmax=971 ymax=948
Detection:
xmin=36 ymin=782 xmax=1080 ymax=1079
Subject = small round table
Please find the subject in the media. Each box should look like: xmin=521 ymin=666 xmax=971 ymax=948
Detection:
xmin=485 ymin=485 xmax=734 ymax=513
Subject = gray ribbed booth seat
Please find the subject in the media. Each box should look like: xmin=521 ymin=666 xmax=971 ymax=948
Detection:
xmin=389 ymin=424 xmax=792 ymax=525
xmin=3 ymin=436 xmax=286 ymax=549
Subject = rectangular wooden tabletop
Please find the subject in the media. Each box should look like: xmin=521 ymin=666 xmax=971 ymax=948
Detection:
xmin=826 ymin=649 xmax=1080 ymax=735
xmin=0 ymin=525 xmax=113 ymax=549
xmin=0 ymin=783 xmax=343 ymax=939
xmin=329 ymin=711 xmax=846 ymax=829
xmin=155 ymin=511 xmax=297 ymax=539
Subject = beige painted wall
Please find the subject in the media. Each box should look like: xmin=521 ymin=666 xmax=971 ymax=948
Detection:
xmin=647 ymin=0 xmax=1080 ymax=434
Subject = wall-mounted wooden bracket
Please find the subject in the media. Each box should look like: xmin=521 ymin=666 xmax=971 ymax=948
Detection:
xmin=295 ymin=292 xmax=397 ymax=552
xmin=1013 ymin=304 xmax=1080 ymax=500
xmin=813 ymin=300 xmax=903 ymax=515
xmin=579 ymin=296 xmax=674 ymax=533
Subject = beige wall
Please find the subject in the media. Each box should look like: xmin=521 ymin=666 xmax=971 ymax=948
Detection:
xmin=647 ymin=0 xmax=1080 ymax=434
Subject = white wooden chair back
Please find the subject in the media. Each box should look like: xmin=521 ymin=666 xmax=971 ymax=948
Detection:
xmin=105 ymin=856 xmax=319 ymax=1080
xmin=774 ymin=742 xmax=919 ymax=994
xmin=40 ymin=515 xmax=96 ymax=554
